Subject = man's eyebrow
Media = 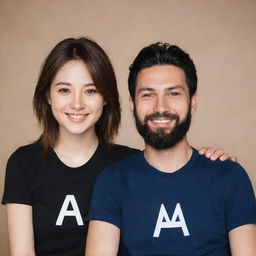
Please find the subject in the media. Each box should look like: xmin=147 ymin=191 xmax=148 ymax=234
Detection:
xmin=166 ymin=85 xmax=185 ymax=91
xmin=137 ymin=88 xmax=154 ymax=93
xmin=137 ymin=85 xmax=185 ymax=93
xmin=54 ymin=82 xmax=95 ymax=86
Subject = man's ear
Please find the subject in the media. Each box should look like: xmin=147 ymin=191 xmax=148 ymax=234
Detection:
xmin=191 ymin=93 xmax=198 ymax=115
xmin=129 ymin=97 xmax=135 ymax=114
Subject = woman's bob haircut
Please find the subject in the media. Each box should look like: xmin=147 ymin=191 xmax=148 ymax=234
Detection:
xmin=33 ymin=37 xmax=121 ymax=154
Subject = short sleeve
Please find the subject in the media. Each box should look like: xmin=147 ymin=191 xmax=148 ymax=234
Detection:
xmin=86 ymin=166 xmax=122 ymax=228
xmin=2 ymin=150 xmax=33 ymax=205
xmin=224 ymin=164 xmax=256 ymax=232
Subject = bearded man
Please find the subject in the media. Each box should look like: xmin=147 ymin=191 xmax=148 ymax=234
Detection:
xmin=85 ymin=43 xmax=256 ymax=256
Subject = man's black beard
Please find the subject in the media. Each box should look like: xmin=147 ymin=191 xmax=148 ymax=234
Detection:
xmin=134 ymin=105 xmax=192 ymax=150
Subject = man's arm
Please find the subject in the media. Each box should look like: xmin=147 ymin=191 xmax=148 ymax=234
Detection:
xmin=85 ymin=221 xmax=120 ymax=256
xmin=229 ymin=224 xmax=256 ymax=256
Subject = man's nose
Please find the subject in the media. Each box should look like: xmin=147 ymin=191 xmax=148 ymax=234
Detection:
xmin=153 ymin=96 xmax=169 ymax=113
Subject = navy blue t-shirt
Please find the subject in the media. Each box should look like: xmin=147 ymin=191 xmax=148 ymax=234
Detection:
xmin=87 ymin=149 xmax=256 ymax=256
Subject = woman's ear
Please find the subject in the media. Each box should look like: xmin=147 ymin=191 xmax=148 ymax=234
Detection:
xmin=46 ymin=91 xmax=51 ymax=105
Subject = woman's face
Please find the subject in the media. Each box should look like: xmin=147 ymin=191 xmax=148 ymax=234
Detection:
xmin=48 ymin=60 xmax=105 ymax=137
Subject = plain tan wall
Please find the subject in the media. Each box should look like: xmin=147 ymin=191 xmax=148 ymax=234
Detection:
xmin=1 ymin=0 xmax=255 ymax=254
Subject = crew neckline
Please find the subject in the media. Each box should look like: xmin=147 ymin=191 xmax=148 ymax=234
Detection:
xmin=140 ymin=147 xmax=199 ymax=177
xmin=52 ymin=143 xmax=102 ymax=171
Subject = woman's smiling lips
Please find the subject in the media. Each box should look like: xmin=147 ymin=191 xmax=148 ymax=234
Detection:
xmin=65 ymin=113 xmax=88 ymax=122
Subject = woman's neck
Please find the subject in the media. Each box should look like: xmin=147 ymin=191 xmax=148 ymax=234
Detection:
xmin=54 ymin=130 xmax=99 ymax=168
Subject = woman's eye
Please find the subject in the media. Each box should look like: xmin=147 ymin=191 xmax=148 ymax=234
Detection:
xmin=85 ymin=89 xmax=97 ymax=95
xmin=58 ymin=88 xmax=70 ymax=94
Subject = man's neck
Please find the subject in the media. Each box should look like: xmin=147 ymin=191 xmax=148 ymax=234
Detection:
xmin=144 ymin=137 xmax=193 ymax=173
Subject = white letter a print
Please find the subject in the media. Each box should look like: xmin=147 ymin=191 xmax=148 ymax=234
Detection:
xmin=153 ymin=203 xmax=190 ymax=237
xmin=56 ymin=195 xmax=83 ymax=226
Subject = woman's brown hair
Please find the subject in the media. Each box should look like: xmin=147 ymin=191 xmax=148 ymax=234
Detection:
xmin=33 ymin=37 xmax=121 ymax=154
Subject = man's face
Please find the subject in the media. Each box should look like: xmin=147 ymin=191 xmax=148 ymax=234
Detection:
xmin=130 ymin=65 xmax=197 ymax=150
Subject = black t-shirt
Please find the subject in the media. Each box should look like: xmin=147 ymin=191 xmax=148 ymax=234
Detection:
xmin=2 ymin=143 xmax=139 ymax=256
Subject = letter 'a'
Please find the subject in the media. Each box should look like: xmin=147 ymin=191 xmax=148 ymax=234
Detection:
xmin=56 ymin=195 xmax=83 ymax=226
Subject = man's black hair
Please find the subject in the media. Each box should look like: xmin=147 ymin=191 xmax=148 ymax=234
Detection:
xmin=128 ymin=42 xmax=197 ymax=100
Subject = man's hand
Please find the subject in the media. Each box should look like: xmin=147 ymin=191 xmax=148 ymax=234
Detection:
xmin=198 ymin=147 xmax=238 ymax=162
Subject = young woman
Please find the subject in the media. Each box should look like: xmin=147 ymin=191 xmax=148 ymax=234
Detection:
xmin=2 ymin=37 xmax=235 ymax=256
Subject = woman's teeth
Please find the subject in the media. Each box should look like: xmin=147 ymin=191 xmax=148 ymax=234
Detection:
xmin=68 ymin=114 xmax=85 ymax=120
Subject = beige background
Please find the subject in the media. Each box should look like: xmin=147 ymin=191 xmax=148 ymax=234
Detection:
xmin=0 ymin=0 xmax=255 ymax=254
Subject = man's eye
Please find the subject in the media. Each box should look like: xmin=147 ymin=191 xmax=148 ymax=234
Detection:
xmin=85 ymin=89 xmax=97 ymax=95
xmin=58 ymin=88 xmax=70 ymax=94
xmin=142 ymin=93 xmax=154 ymax=98
xmin=169 ymin=92 xmax=179 ymax=96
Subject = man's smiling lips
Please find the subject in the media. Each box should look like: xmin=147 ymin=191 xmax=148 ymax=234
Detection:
xmin=145 ymin=113 xmax=179 ymax=128
xmin=151 ymin=118 xmax=171 ymax=124
xmin=149 ymin=118 xmax=175 ymax=128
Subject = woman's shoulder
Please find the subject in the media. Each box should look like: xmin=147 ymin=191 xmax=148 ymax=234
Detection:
xmin=110 ymin=144 xmax=140 ymax=154
xmin=9 ymin=142 xmax=44 ymax=162
xmin=105 ymin=144 xmax=140 ymax=157
xmin=4 ymin=143 xmax=47 ymax=184
xmin=97 ymin=143 xmax=141 ymax=165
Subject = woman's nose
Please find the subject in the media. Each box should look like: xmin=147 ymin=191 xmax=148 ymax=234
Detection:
xmin=70 ymin=93 xmax=85 ymax=111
